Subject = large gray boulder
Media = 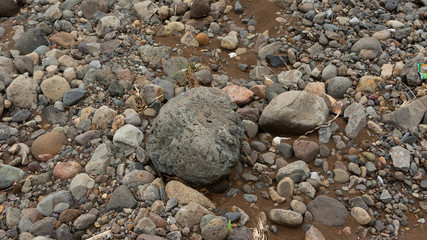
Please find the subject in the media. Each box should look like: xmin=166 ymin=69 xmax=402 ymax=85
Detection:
xmin=260 ymin=91 xmax=329 ymax=135
xmin=147 ymin=87 xmax=244 ymax=186
xmin=383 ymin=95 xmax=427 ymax=131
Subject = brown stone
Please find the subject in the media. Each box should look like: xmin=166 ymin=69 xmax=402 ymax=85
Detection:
xmin=304 ymin=82 xmax=325 ymax=96
xmin=0 ymin=0 xmax=20 ymax=17
xmin=31 ymin=131 xmax=67 ymax=160
xmin=293 ymin=140 xmax=319 ymax=163
xmin=195 ymin=33 xmax=209 ymax=46
xmin=49 ymin=32 xmax=76 ymax=49
xmin=59 ymin=209 xmax=85 ymax=223
xmin=250 ymin=85 xmax=267 ymax=100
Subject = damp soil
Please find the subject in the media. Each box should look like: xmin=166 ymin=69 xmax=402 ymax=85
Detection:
xmin=207 ymin=117 xmax=424 ymax=240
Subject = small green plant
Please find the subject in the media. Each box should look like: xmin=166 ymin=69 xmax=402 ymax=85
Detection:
xmin=227 ymin=219 xmax=232 ymax=231
xmin=172 ymin=61 xmax=201 ymax=88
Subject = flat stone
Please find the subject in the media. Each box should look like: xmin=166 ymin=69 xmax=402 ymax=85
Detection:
xmin=307 ymin=195 xmax=349 ymax=226
xmin=390 ymin=146 xmax=411 ymax=170
xmin=165 ymin=180 xmax=215 ymax=209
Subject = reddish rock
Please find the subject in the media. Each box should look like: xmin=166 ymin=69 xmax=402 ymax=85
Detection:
xmin=38 ymin=154 xmax=54 ymax=162
xmin=195 ymin=33 xmax=209 ymax=46
xmin=222 ymin=85 xmax=253 ymax=106
xmin=49 ymin=32 xmax=75 ymax=49
xmin=53 ymin=162 xmax=83 ymax=180
xmin=293 ymin=140 xmax=319 ymax=163
xmin=59 ymin=209 xmax=85 ymax=223
xmin=31 ymin=131 xmax=67 ymax=160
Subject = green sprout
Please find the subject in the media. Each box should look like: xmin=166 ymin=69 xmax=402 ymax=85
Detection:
xmin=228 ymin=219 xmax=232 ymax=231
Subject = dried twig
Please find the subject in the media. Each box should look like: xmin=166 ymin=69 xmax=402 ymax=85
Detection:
xmin=304 ymin=111 xmax=340 ymax=135
xmin=86 ymin=230 xmax=112 ymax=240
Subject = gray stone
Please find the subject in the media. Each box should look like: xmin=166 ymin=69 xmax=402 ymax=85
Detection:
xmin=14 ymin=56 xmax=34 ymax=74
xmin=43 ymin=106 xmax=68 ymax=126
xmin=349 ymin=196 xmax=369 ymax=211
xmin=194 ymin=69 xmax=213 ymax=86
xmin=260 ymin=91 xmax=329 ymax=135
xmin=400 ymin=52 xmax=425 ymax=86
xmin=29 ymin=217 xmax=57 ymax=236
xmin=276 ymin=143 xmax=293 ymax=158
xmin=63 ymin=0 xmax=83 ymax=11
xmin=326 ymin=77 xmax=352 ymax=99
xmin=175 ymin=202 xmax=212 ymax=227
xmin=63 ymin=88 xmax=87 ymax=106
xmin=85 ymin=143 xmax=113 ymax=175
xmin=249 ymin=66 xmax=272 ymax=81
xmin=113 ymin=124 xmax=144 ymax=154
xmin=277 ymin=177 xmax=294 ymax=197
xmin=226 ymin=226 xmax=253 ymax=240
xmin=344 ymin=103 xmax=367 ymax=139
xmin=383 ymin=95 xmax=427 ymax=131
xmin=277 ymin=70 xmax=301 ymax=88
xmin=275 ymin=160 xmax=310 ymax=183
xmin=147 ymin=87 xmax=244 ymax=186
xmin=299 ymin=182 xmax=316 ymax=199
xmin=269 ymin=209 xmax=303 ymax=227
xmin=73 ymin=213 xmax=96 ymax=230
xmin=37 ymin=190 xmax=74 ymax=216
xmin=162 ymin=56 xmax=189 ymax=80
xmin=11 ymin=110 xmax=31 ymax=122
xmin=139 ymin=45 xmax=170 ymax=67
xmin=134 ymin=1 xmax=159 ymax=22
xmin=106 ymin=185 xmax=137 ymax=211
xmin=241 ymin=120 xmax=258 ymax=138
xmin=0 ymin=57 xmax=17 ymax=78
xmin=201 ymin=217 xmax=228 ymax=240
xmin=258 ymin=42 xmax=282 ymax=60
xmin=19 ymin=214 xmax=32 ymax=233
xmin=270 ymin=0 xmax=294 ymax=8
xmin=351 ymin=37 xmax=382 ymax=53
xmin=135 ymin=217 xmax=156 ymax=234
xmin=307 ymin=195 xmax=349 ymax=226
xmin=56 ymin=224 xmax=73 ymax=240
xmin=322 ymin=64 xmax=337 ymax=81
xmin=0 ymin=164 xmax=25 ymax=190
xmin=380 ymin=189 xmax=392 ymax=203
xmin=385 ymin=0 xmax=399 ymax=11
xmin=14 ymin=29 xmax=49 ymax=55
xmin=96 ymin=16 xmax=120 ymax=37
xmin=6 ymin=207 xmax=21 ymax=228
xmin=390 ymin=146 xmax=411 ymax=170
xmin=243 ymin=194 xmax=258 ymax=203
